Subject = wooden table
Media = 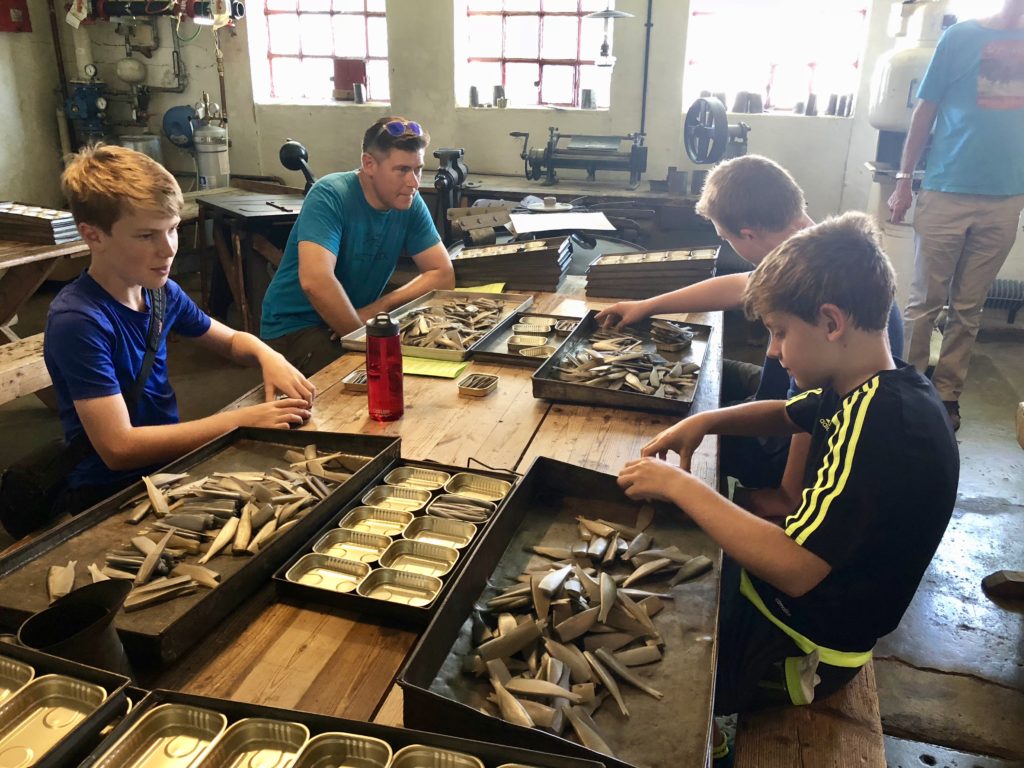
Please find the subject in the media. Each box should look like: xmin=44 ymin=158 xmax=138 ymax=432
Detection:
xmin=0 ymin=240 xmax=90 ymax=342
xmin=147 ymin=286 xmax=723 ymax=764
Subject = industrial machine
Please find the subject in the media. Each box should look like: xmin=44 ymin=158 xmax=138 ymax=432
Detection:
xmin=432 ymin=148 xmax=469 ymax=243
xmin=509 ymin=128 xmax=648 ymax=189
xmin=682 ymin=96 xmax=750 ymax=165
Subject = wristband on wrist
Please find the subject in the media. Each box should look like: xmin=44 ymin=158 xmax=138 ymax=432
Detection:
xmin=895 ymin=172 xmax=913 ymax=180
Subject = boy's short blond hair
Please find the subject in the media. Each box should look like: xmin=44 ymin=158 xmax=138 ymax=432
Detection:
xmin=61 ymin=144 xmax=183 ymax=234
xmin=744 ymin=212 xmax=895 ymax=331
xmin=695 ymin=155 xmax=805 ymax=235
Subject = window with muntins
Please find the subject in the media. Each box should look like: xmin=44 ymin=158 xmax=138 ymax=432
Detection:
xmin=459 ymin=0 xmax=615 ymax=108
xmin=257 ymin=0 xmax=389 ymax=102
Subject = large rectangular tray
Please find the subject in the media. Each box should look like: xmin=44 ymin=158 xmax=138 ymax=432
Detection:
xmin=340 ymin=290 xmax=535 ymax=361
xmin=471 ymin=312 xmax=582 ymax=368
xmin=0 ymin=641 xmax=131 ymax=768
xmin=0 ymin=429 xmax=400 ymax=666
xmin=77 ymin=688 xmax=606 ymax=768
xmin=273 ymin=459 xmax=518 ymax=626
xmin=532 ymin=310 xmax=711 ymax=416
xmin=397 ymin=458 xmax=721 ymax=768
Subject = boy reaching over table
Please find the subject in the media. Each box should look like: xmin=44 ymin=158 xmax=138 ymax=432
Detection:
xmin=41 ymin=145 xmax=314 ymax=524
xmin=617 ymin=212 xmax=958 ymax=761
xmin=597 ymin=155 xmax=904 ymax=519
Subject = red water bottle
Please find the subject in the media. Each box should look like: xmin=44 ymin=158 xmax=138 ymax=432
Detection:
xmin=366 ymin=312 xmax=404 ymax=421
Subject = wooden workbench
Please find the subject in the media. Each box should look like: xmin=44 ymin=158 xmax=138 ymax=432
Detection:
xmin=147 ymin=283 xmax=723 ymax=765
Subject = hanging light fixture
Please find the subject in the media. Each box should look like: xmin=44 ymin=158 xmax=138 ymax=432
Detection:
xmin=585 ymin=2 xmax=634 ymax=68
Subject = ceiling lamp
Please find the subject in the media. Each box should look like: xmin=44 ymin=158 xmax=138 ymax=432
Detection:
xmin=585 ymin=2 xmax=634 ymax=67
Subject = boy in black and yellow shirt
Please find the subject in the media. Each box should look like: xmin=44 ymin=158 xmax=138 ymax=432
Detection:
xmin=618 ymin=212 xmax=959 ymax=755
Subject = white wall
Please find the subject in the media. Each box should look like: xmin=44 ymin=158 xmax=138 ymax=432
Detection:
xmin=0 ymin=0 xmax=65 ymax=206
xmin=7 ymin=0 xmax=1023 ymax=283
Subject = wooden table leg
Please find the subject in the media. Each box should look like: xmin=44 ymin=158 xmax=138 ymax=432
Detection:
xmin=0 ymin=259 xmax=63 ymax=329
xmin=211 ymin=221 xmax=250 ymax=333
xmin=230 ymin=222 xmax=252 ymax=333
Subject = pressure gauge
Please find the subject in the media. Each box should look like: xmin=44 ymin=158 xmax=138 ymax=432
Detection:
xmin=96 ymin=96 xmax=108 ymax=111
xmin=84 ymin=63 xmax=98 ymax=78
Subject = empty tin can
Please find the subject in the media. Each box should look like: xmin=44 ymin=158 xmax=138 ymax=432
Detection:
xmin=444 ymin=473 xmax=512 ymax=503
xmin=383 ymin=466 xmax=451 ymax=492
xmin=0 ymin=674 xmax=108 ymax=767
xmin=506 ymin=335 xmax=548 ymax=353
xmin=293 ymin=731 xmax=392 ymax=768
xmin=356 ymin=570 xmax=443 ymax=607
xmin=285 ymin=555 xmax=371 ymax=593
xmin=0 ymin=655 xmax=34 ymax=705
xmin=91 ymin=702 xmax=227 ymax=768
xmin=360 ymin=485 xmax=431 ymax=513
xmin=312 ymin=529 xmax=391 ymax=564
xmin=402 ymin=517 xmax=477 ymax=550
xmin=392 ymin=744 xmax=485 ymax=768
xmin=379 ymin=540 xmax=458 ymax=578
xmin=200 ymin=717 xmax=309 ymax=768
xmin=339 ymin=506 xmax=415 ymax=537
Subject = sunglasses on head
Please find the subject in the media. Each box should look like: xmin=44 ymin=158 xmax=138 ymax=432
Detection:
xmin=380 ymin=120 xmax=423 ymax=138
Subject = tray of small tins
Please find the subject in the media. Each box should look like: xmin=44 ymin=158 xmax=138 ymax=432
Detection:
xmin=274 ymin=460 xmax=518 ymax=624
xmin=339 ymin=290 xmax=535 ymax=362
xmin=79 ymin=688 xmax=605 ymax=768
xmin=0 ymin=430 xmax=401 ymax=667
xmin=532 ymin=310 xmax=712 ymax=416
xmin=471 ymin=312 xmax=583 ymax=368
xmin=0 ymin=641 xmax=130 ymax=768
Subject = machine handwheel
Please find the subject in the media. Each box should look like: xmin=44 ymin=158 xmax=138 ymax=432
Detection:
xmin=684 ymin=97 xmax=729 ymax=165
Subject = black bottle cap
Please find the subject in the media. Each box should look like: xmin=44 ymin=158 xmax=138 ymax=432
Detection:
xmin=366 ymin=312 xmax=399 ymax=337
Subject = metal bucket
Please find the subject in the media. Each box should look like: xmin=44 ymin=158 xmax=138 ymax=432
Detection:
xmin=118 ymin=133 xmax=164 ymax=165
xmin=18 ymin=579 xmax=134 ymax=679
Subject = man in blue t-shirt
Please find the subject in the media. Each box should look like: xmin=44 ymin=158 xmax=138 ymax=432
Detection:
xmin=889 ymin=0 xmax=1024 ymax=431
xmin=260 ymin=117 xmax=454 ymax=375
xmin=44 ymin=145 xmax=315 ymax=519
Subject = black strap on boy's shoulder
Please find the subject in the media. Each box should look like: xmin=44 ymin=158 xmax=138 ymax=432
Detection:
xmin=65 ymin=286 xmax=167 ymax=465
xmin=125 ymin=286 xmax=167 ymax=420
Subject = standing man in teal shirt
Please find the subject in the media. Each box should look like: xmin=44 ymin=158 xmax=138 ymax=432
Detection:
xmin=889 ymin=0 xmax=1024 ymax=431
xmin=261 ymin=117 xmax=454 ymax=374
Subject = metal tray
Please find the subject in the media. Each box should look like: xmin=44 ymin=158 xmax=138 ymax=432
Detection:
xmin=471 ymin=314 xmax=582 ymax=368
xmin=384 ymin=467 xmax=451 ymax=492
xmin=293 ymin=731 xmax=391 ymax=768
xmin=339 ymin=506 xmax=415 ymax=537
xmin=398 ymin=458 xmax=721 ymax=768
xmin=273 ymin=460 xmax=519 ymax=626
xmin=89 ymin=702 xmax=227 ymax=767
xmin=0 ymin=430 xmax=400 ymax=666
xmin=312 ymin=529 xmax=391 ymax=564
xmin=0 ymin=674 xmax=108 ymax=767
xmin=284 ymin=555 xmax=371 ymax=594
xmin=0 ymin=639 xmax=131 ymax=768
xmin=532 ymin=310 xmax=712 ymax=416
xmin=202 ymin=717 xmax=310 ymax=768
xmin=339 ymin=290 xmax=534 ymax=361
xmin=356 ymin=569 xmax=442 ymax=607
xmin=379 ymin=541 xmax=458 ymax=578
xmin=79 ymin=689 xmax=604 ymax=768
xmin=361 ymin=487 xmax=432 ymax=514
xmin=403 ymin=518 xmax=477 ymax=550
xmin=392 ymin=745 xmax=484 ymax=768
xmin=0 ymin=654 xmax=34 ymax=705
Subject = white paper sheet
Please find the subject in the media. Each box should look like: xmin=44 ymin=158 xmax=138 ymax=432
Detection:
xmin=508 ymin=212 xmax=615 ymax=234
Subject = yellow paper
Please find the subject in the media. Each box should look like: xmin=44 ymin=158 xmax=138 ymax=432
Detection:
xmin=402 ymin=357 xmax=470 ymax=379
xmin=455 ymin=283 xmax=506 ymax=294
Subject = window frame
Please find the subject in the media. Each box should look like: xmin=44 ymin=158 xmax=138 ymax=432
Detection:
xmin=263 ymin=0 xmax=389 ymax=102
xmin=465 ymin=1 xmax=603 ymax=109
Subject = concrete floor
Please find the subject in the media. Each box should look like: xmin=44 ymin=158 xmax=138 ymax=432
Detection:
xmin=1 ymin=270 xmax=1022 ymax=763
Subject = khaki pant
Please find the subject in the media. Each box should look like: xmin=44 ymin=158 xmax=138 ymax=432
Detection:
xmin=265 ymin=324 xmax=342 ymax=378
xmin=904 ymin=190 xmax=1024 ymax=401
